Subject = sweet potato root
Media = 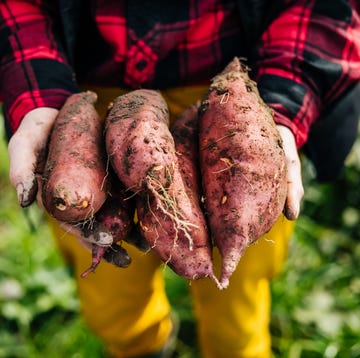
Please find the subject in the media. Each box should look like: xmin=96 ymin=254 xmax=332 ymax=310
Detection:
xmin=81 ymin=243 xmax=131 ymax=278
xmin=199 ymin=57 xmax=287 ymax=288
xmin=105 ymin=90 xmax=219 ymax=285
xmin=42 ymin=91 xmax=108 ymax=223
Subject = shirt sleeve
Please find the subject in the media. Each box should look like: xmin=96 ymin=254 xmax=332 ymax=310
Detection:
xmin=0 ymin=1 xmax=79 ymax=133
xmin=252 ymin=0 xmax=360 ymax=148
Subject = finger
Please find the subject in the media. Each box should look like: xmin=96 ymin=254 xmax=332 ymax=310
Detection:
xmin=276 ymin=125 xmax=304 ymax=220
xmin=8 ymin=108 xmax=59 ymax=207
xmin=284 ymin=157 xmax=304 ymax=220
xmin=58 ymin=222 xmax=94 ymax=251
xmin=8 ymin=132 xmax=39 ymax=207
xmin=56 ymin=219 xmax=114 ymax=248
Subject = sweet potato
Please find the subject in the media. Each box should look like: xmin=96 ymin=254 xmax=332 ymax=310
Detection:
xmin=57 ymin=218 xmax=130 ymax=277
xmin=96 ymin=172 xmax=135 ymax=244
xmin=80 ymin=173 xmax=135 ymax=276
xmin=136 ymin=105 xmax=219 ymax=284
xmin=171 ymin=105 xmax=203 ymax=199
xmin=105 ymin=89 xmax=173 ymax=193
xmin=105 ymin=90 xmax=219 ymax=285
xmin=199 ymin=57 xmax=287 ymax=288
xmin=42 ymin=91 xmax=108 ymax=223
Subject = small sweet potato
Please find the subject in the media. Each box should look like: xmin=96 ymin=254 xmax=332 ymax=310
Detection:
xmin=199 ymin=57 xmax=287 ymax=288
xmin=105 ymin=90 xmax=219 ymax=285
xmin=42 ymin=91 xmax=108 ymax=223
xmin=80 ymin=173 xmax=135 ymax=277
xmin=96 ymin=172 xmax=135 ymax=244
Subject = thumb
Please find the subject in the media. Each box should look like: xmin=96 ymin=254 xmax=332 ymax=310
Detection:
xmin=277 ymin=125 xmax=304 ymax=220
xmin=8 ymin=108 xmax=59 ymax=207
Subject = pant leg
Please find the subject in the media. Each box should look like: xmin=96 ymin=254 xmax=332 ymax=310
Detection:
xmin=49 ymin=217 xmax=173 ymax=358
xmin=161 ymin=86 xmax=295 ymax=357
xmin=190 ymin=215 xmax=295 ymax=358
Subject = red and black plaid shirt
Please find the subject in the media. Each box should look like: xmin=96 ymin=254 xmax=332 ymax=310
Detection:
xmin=0 ymin=0 xmax=359 ymax=147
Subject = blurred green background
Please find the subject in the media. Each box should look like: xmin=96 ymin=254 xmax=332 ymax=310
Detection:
xmin=0 ymin=117 xmax=360 ymax=358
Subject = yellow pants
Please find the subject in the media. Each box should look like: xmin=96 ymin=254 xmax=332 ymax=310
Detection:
xmin=50 ymin=86 xmax=295 ymax=358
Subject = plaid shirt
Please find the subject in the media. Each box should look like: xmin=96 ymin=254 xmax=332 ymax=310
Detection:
xmin=0 ymin=0 xmax=359 ymax=148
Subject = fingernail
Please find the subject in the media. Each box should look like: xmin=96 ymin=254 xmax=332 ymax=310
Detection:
xmin=17 ymin=180 xmax=37 ymax=207
xmin=284 ymin=206 xmax=298 ymax=221
xmin=16 ymin=183 xmax=25 ymax=206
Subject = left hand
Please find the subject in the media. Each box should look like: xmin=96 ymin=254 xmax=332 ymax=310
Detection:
xmin=276 ymin=125 xmax=304 ymax=220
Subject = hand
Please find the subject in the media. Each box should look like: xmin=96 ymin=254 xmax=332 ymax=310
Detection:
xmin=276 ymin=125 xmax=304 ymax=220
xmin=8 ymin=107 xmax=59 ymax=207
xmin=7 ymin=107 xmax=113 ymax=249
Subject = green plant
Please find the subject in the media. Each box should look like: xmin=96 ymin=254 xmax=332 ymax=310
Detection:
xmin=1 ymin=117 xmax=360 ymax=358
xmin=0 ymin=122 xmax=106 ymax=358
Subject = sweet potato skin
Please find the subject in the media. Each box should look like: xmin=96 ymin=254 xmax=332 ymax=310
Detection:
xmin=171 ymin=105 xmax=203 ymax=199
xmin=136 ymin=105 xmax=217 ymax=283
xmin=96 ymin=173 xmax=135 ymax=244
xmin=105 ymin=89 xmax=173 ymax=193
xmin=105 ymin=91 xmax=218 ymax=285
xmin=199 ymin=57 xmax=287 ymax=288
xmin=135 ymin=169 xmax=214 ymax=281
xmin=80 ymin=171 xmax=135 ymax=277
xmin=168 ymin=105 xmax=218 ymax=282
xmin=42 ymin=91 xmax=108 ymax=223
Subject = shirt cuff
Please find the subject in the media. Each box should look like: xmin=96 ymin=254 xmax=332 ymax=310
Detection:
xmin=7 ymin=89 xmax=77 ymax=133
xmin=270 ymin=105 xmax=308 ymax=149
xmin=0 ymin=58 xmax=79 ymax=133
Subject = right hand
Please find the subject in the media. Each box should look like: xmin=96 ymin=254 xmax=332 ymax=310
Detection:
xmin=8 ymin=107 xmax=59 ymax=207
xmin=7 ymin=107 xmax=112 ymax=250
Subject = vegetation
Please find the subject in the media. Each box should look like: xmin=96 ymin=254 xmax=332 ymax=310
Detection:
xmin=0 ymin=118 xmax=359 ymax=358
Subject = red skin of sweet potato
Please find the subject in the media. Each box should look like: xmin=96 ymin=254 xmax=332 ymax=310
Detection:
xmin=105 ymin=91 xmax=219 ymax=285
xmin=80 ymin=174 xmax=135 ymax=277
xmin=105 ymin=89 xmax=174 ymax=193
xmin=171 ymin=105 xmax=202 ymax=200
xmin=199 ymin=57 xmax=287 ymax=288
xmin=42 ymin=91 xmax=108 ymax=223
xmin=137 ymin=105 xmax=218 ymax=284
xmin=96 ymin=173 xmax=135 ymax=244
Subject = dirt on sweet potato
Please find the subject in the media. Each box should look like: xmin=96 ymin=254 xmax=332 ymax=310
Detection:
xmin=199 ymin=57 xmax=287 ymax=288
xmin=105 ymin=90 xmax=219 ymax=286
xmin=42 ymin=91 xmax=108 ymax=223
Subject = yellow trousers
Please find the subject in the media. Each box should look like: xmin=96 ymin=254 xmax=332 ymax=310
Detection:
xmin=50 ymin=86 xmax=295 ymax=358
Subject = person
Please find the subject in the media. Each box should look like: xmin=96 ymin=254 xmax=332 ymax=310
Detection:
xmin=1 ymin=1 xmax=359 ymax=357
